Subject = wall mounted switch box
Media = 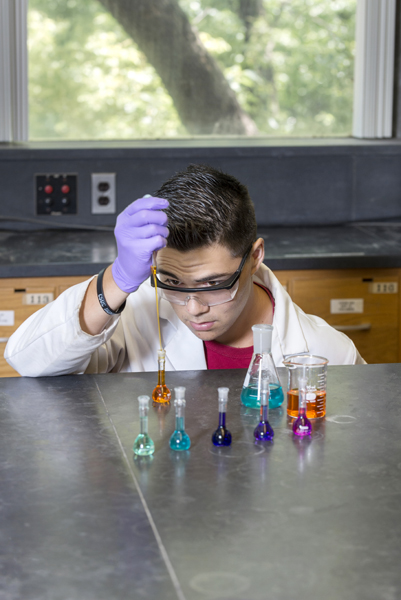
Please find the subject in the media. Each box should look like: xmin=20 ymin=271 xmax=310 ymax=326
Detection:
xmin=36 ymin=174 xmax=77 ymax=215
xmin=91 ymin=173 xmax=116 ymax=214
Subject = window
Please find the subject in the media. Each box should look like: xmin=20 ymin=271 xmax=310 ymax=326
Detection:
xmin=27 ymin=0 xmax=357 ymax=140
xmin=1 ymin=0 xmax=396 ymax=142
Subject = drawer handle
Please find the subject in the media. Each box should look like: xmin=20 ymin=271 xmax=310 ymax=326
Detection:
xmin=0 ymin=337 xmax=10 ymax=343
xmin=333 ymin=323 xmax=371 ymax=332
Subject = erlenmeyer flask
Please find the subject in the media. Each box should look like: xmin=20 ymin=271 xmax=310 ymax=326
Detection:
xmin=240 ymin=324 xmax=284 ymax=410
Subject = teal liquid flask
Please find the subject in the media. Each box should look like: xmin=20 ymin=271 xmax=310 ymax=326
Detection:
xmin=169 ymin=387 xmax=191 ymax=451
xmin=241 ymin=324 xmax=284 ymax=410
xmin=133 ymin=395 xmax=155 ymax=456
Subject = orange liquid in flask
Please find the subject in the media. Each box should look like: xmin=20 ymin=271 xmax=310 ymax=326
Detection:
xmin=152 ymin=365 xmax=171 ymax=403
xmin=287 ymin=389 xmax=326 ymax=419
xmin=152 ymin=265 xmax=171 ymax=404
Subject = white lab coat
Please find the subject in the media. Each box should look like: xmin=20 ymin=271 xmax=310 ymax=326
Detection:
xmin=5 ymin=264 xmax=365 ymax=377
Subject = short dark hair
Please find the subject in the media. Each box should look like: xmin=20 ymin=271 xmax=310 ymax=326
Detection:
xmin=155 ymin=164 xmax=257 ymax=257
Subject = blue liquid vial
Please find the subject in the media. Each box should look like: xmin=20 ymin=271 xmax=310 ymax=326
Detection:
xmin=212 ymin=387 xmax=232 ymax=446
xmin=133 ymin=395 xmax=155 ymax=456
xmin=241 ymin=324 xmax=284 ymax=410
xmin=169 ymin=387 xmax=191 ymax=451
xmin=254 ymin=378 xmax=274 ymax=441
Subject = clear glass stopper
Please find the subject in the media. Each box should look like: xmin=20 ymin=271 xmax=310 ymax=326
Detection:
xmin=218 ymin=387 xmax=229 ymax=411
xmin=157 ymin=349 xmax=166 ymax=364
xmin=174 ymin=386 xmax=186 ymax=401
xmin=252 ymin=324 xmax=273 ymax=354
xmin=138 ymin=395 xmax=150 ymax=407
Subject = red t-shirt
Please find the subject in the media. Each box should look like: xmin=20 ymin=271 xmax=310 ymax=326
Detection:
xmin=203 ymin=284 xmax=275 ymax=370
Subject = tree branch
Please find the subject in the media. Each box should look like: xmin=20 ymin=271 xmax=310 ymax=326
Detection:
xmin=97 ymin=0 xmax=259 ymax=135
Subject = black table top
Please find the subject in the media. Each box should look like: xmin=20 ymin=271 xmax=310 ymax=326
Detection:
xmin=1 ymin=223 xmax=401 ymax=278
xmin=1 ymin=364 xmax=400 ymax=600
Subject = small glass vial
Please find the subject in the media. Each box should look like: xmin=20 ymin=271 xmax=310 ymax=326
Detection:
xmin=293 ymin=376 xmax=312 ymax=437
xmin=169 ymin=387 xmax=191 ymax=451
xmin=212 ymin=387 xmax=232 ymax=446
xmin=152 ymin=349 xmax=171 ymax=404
xmin=254 ymin=376 xmax=274 ymax=441
xmin=133 ymin=395 xmax=155 ymax=456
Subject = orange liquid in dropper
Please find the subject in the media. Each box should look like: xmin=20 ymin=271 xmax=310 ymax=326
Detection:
xmin=152 ymin=265 xmax=171 ymax=404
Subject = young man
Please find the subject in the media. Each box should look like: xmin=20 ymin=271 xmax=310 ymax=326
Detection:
xmin=5 ymin=164 xmax=365 ymax=376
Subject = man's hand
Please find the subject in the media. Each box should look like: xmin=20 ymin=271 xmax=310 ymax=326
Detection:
xmin=111 ymin=196 xmax=169 ymax=293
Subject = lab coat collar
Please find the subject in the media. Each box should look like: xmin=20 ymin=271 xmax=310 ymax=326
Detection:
xmin=254 ymin=264 xmax=309 ymax=361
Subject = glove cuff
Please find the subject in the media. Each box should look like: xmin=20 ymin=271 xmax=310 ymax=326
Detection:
xmin=111 ymin=259 xmax=140 ymax=294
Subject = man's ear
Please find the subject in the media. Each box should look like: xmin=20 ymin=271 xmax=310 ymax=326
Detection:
xmin=250 ymin=238 xmax=265 ymax=275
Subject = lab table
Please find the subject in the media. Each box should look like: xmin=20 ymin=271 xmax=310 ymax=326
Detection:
xmin=0 ymin=364 xmax=400 ymax=600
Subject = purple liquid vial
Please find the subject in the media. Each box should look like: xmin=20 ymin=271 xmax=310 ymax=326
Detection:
xmin=254 ymin=377 xmax=274 ymax=441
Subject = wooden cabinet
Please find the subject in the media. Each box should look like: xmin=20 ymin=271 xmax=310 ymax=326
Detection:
xmin=0 ymin=276 xmax=88 ymax=377
xmin=275 ymin=268 xmax=400 ymax=364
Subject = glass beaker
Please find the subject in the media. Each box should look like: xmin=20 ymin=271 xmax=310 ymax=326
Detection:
xmin=283 ymin=354 xmax=328 ymax=419
xmin=240 ymin=324 xmax=284 ymax=410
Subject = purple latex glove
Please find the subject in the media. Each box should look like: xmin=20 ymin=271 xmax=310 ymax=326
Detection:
xmin=111 ymin=196 xmax=169 ymax=293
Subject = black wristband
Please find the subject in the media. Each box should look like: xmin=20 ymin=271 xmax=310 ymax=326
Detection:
xmin=96 ymin=268 xmax=126 ymax=316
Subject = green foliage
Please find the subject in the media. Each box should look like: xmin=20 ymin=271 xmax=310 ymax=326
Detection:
xmin=28 ymin=0 xmax=356 ymax=139
xmin=182 ymin=0 xmax=356 ymax=135
xmin=29 ymin=0 xmax=184 ymax=139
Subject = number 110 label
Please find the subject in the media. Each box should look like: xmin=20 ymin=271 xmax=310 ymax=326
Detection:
xmin=368 ymin=282 xmax=398 ymax=294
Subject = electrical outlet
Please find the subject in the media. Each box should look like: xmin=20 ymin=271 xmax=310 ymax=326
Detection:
xmin=91 ymin=173 xmax=116 ymax=214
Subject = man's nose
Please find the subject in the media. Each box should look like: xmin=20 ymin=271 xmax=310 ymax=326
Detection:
xmin=185 ymin=296 xmax=210 ymax=316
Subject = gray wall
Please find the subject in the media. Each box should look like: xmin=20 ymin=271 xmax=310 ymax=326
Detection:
xmin=1 ymin=139 xmax=401 ymax=230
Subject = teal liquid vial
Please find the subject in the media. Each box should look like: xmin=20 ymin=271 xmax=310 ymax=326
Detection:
xmin=133 ymin=395 xmax=155 ymax=456
xmin=241 ymin=324 xmax=284 ymax=410
xmin=169 ymin=387 xmax=191 ymax=451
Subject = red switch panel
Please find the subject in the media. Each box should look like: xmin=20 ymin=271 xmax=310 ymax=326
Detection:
xmin=36 ymin=174 xmax=77 ymax=215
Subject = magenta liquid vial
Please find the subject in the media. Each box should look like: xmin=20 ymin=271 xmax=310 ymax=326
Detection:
xmin=293 ymin=375 xmax=312 ymax=437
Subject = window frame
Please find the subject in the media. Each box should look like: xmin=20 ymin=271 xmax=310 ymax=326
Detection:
xmin=0 ymin=0 xmax=399 ymax=143
xmin=0 ymin=0 xmax=28 ymax=142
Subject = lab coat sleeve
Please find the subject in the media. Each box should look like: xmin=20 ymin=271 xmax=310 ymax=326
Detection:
xmin=300 ymin=312 xmax=367 ymax=365
xmin=4 ymin=278 xmax=124 ymax=377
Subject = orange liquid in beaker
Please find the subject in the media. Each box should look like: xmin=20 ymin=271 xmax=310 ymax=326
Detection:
xmin=152 ymin=369 xmax=171 ymax=404
xmin=287 ymin=389 xmax=326 ymax=419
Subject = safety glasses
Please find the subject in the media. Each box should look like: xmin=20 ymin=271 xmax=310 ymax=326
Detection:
xmin=150 ymin=246 xmax=252 ymax=307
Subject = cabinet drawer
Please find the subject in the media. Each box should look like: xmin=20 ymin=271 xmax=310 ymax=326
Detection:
xmin=291 ymin=276 xmax=399 ymax=364
xmin=0 ymin=287 xmax=56 ymax=338
xmin=0 ymin=276 xmax=90 ymax=378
